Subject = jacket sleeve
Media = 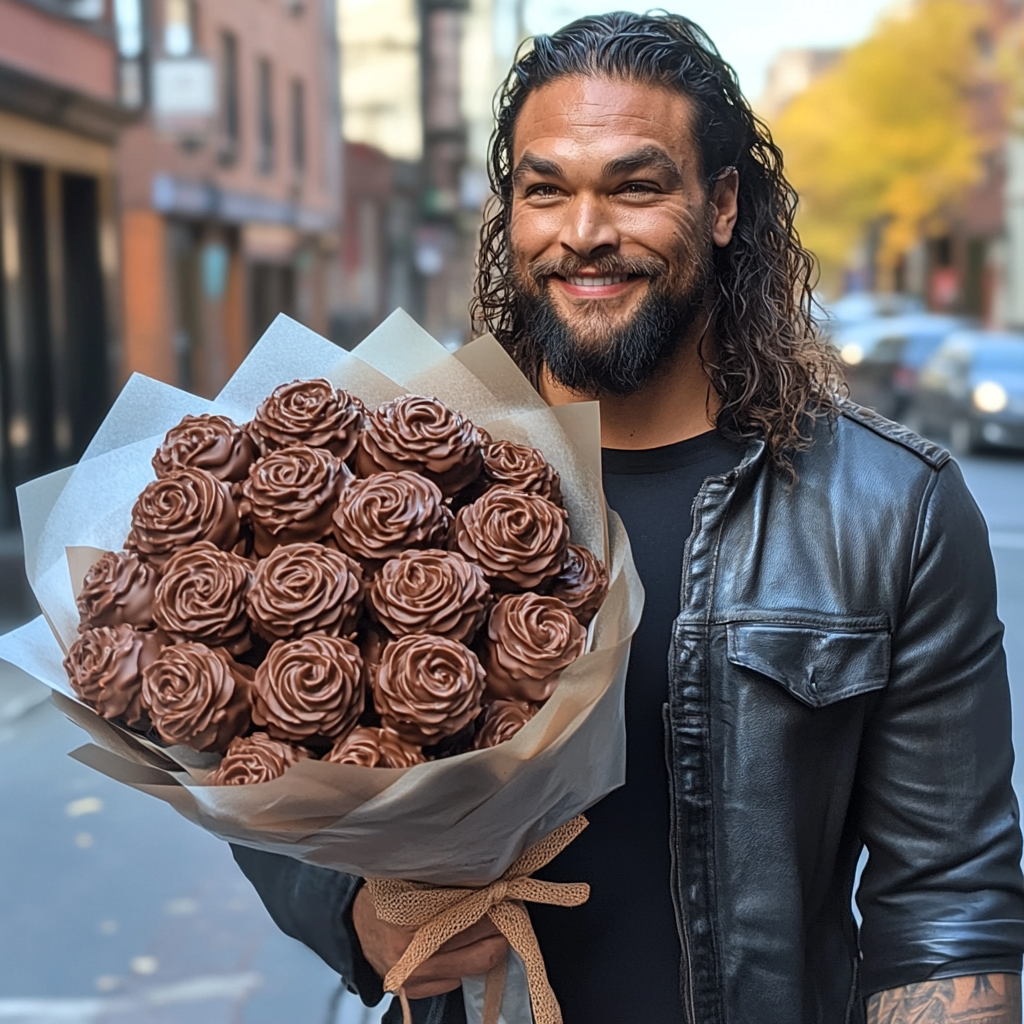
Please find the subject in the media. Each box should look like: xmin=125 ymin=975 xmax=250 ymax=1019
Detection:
xmin=230 ymin=844 xmax=386 ymax=1006
xmin=856 ymin=458 xmax=1024 ymax=997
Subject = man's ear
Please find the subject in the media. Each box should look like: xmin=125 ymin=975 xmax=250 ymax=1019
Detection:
xmin=711 ymin=168 xmax=739 ymax=247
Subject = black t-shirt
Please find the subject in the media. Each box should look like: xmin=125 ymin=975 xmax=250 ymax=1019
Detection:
xmin=530 ymin=429 xmax=745 ymax=1024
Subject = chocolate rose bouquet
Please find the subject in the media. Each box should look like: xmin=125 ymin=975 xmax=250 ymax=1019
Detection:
xmin=0 ymin=312 xmax=642 ymax=1024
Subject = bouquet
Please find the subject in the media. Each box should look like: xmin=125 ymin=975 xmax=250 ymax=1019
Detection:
xmin=0 ymin=311 xmax=642 ymax=1024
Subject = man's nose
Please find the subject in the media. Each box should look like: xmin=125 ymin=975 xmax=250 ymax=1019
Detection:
xmin=558 ymin=194 xmax=619 ymax=258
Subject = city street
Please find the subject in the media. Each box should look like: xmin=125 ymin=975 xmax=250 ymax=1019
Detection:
xmin=1 ymin=451 xmax=1023 ymax=1024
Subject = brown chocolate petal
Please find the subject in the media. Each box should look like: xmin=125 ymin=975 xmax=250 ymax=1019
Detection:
xmin=209 ymin=732 xmax=306 ymax=785
xmin=142 ymin=642 xmax=252 ymax=752
xmin=153 ymin=542 xmax=253 ymax=654
xmin=374 ymin=633 xmax=484 ymax=745
xmin=481 ymin=440 xmax=562 ymax=505
xmin=251 ymin=379 xmax=365 ymax=461
xmin=76 ymin=550 xmax=158 ymax=630
xmin=238 ymin=445 xmax=351 ymax=557
xmin=126 ymin=468 xmax=241 ymax=568
xmin=378 ymin=727 xmax=426 ymax=767
xmin=247 ymin=543 xmax=364 ymax=642
xmin=252 ymin=635 xmax=364 ymax=741
xmin=355 ymin=395 xmax=483 ymax=497
xmin=324 ymin=726 xmax=383 ymax=766
xmin=451 ymin=487 xmax=569 ymax=591
xmin=547 ymin=544 xmax=609 ymax=626
xmin=483 ymin=593 xmax=585 ymax=704
xmin=64 ymin=625 xmax=162 ymax=726
xmin=473 ymin=699 xmax=537 ymax=749
xmin=332 ymin=471 xmax=449 ymax=564
xmin=153 ymin=414 xmax=257 ymax=483
xmin=368 ymin=549 xmax=489 ymax=643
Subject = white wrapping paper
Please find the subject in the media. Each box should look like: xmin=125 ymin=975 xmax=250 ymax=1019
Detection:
xmin=0 ymin=311 xmax=643 ymax=1022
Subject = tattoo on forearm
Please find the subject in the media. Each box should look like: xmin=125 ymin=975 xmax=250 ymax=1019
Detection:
xmin=866 ymin=974 xmax=1022 ymax=1024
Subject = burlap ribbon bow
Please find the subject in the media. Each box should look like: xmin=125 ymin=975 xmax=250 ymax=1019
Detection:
xmin=366 ymin=815 xmax=590 ymax=1024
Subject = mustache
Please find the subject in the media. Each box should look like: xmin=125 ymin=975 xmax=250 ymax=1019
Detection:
xmin=526 ymin=253 xmax=669 ymax=288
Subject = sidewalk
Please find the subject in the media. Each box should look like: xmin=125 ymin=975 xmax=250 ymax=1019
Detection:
xmin=0 ymin=530 xmax=47 ymax=730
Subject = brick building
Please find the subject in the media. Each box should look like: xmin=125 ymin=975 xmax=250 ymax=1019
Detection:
xmin=0 ymin=0 xmax=130 ymax=527
xmin=116 ymin=0 xmax=342 ymax=396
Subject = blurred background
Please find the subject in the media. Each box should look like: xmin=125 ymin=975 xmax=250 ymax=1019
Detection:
xmin=1 ymin=0 xmax=1024 ymax=1021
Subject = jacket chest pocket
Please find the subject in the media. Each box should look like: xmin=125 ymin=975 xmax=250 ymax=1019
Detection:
xmin=725 ymin=621 xmax=891 ymax=708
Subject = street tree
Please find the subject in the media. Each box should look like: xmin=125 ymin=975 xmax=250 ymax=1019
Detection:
xmin=770 ymin=0 xmax=989 ymax=288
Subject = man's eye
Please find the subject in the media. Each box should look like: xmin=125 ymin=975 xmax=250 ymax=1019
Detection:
xmin=619 ymin=181 xmax=658 ymax=195
xmin=526 ymin=184 xmax=560 ymax=198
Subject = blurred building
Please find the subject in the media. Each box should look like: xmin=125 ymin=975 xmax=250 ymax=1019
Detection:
xmin=0 ymin=0 xmax=132 ymax=527
xmin=1007 ymin=130 xmax=1024 ymax=329
xmin=910 ymin=2 xmax=1016 ymax=324
xmin=331 ymin=140 xmax=420 ymax=349
xmin=336 ymin=0 xmax=500 ymax=348
xmin=116 ymin=0 xmax=342 ymax=397
xmin=757 ymin=47 xmax=842 ymax=119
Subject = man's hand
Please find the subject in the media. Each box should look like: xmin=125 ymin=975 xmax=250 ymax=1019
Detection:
xmin=867 ymin=974 xmax=1022 ymax=1023
xmin=352 ymin=885 xmax=509 ymax=1000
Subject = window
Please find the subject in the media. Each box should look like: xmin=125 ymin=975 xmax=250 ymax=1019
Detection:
xmin=221 ymin=31 xmax=240 ymax=162
xmin=163 ymin=0 xmax=194 ymax=56
xmin=257 ymin=58 xmax=274 ymax=175
xmin=290 ymin=79 xmax=306 ymax=177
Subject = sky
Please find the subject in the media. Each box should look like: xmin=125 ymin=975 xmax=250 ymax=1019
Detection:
xmin=513 ymin=0 xmax=901 ymax=100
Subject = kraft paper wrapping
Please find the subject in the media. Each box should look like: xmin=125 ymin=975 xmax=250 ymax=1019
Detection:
xmin=0 ymin=309 xmax=642 ymax=888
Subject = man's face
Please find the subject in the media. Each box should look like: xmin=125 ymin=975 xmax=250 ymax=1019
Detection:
xmin=509 ymin=75 xmax=727 ymax=395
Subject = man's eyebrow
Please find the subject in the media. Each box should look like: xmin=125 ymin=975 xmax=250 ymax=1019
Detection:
xmin=512 ymin=152 xmax=564 ymax=186
xmin=602 ymin=146 xmax=683 ymax=185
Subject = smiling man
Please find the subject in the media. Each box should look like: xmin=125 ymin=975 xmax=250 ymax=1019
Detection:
xmin=232 ymin=13 xmax=1024 ymax=1023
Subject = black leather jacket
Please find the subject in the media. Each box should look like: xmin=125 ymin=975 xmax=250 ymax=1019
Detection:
xmin=233 ymin=404 xmax=1024 ymax=1024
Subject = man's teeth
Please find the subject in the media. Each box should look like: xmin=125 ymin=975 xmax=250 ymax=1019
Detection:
xmin=566 ymin=275 xmax=630 ymax=287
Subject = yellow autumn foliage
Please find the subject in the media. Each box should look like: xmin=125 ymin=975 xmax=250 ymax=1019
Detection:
xmin=770 ymin=0 xmax=988 ymax=282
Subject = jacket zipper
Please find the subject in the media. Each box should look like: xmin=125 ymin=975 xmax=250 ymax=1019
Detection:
xmin=664 ymin=701 xmax=697 ymax=1024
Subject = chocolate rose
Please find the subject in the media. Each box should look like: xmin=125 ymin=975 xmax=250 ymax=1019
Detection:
xmin=483 ymin=593 xmax=586 ymax=703
xmin=126 ymin=468 xmax=240 ymax=567
xmin=247 ymin=544 xmax=364 ymax=642
xmin=473 ymin=699 xmax=537 ymax=749
xmin=153 ymin=543 xmax=253 ymax=654
xmin=548 ymin=544 xmax=609 ymax=626
xmin=325 ymin=725 xmax=383 ymax=766
xmin=64 ymin=625 xmax=162 ymax=726
xmin=239 ymin=446 xmax=351 ymax=556
xmin=76 ymin=550 xmax=158 ymax=630
xmin=451 ymin=487 xmax=569 ymax=591
xmin=356 ymin=395 xmax=483 ymax=496
xmin=480 ymin=440 xmax=562 ymax=505
xmin=368 ymin=549 xmax=489 ymax=643
xmin=374 ymin=634 xmax=484 ymax=745
xmin=324 ymin=726 xmax=424 ymax=767
xmin=250 ymin=379 xmax=365 ymax=461
xmin=379 ymin=726 xmax=426 ymax=767
xmin=209 ymin=732 xmax=307 ymax=785
xmin=332 ymin=471 xmax=450 ymax=565
xmin=252 ymin=635 xmax=363 ymax=741
xmin=153 ymin=414 xmax=257 ymax=483
xmin=142 ymin=642 xmax=252 ymax=752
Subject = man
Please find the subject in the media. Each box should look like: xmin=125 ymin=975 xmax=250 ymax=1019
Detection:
xmin=233 ymin=13 xmax=1024 ymax=1022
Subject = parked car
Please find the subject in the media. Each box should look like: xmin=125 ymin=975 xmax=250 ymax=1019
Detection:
xmin=818 ymin=291 xmax=925 ymax=337
xmin=904 ymin=330 xmax=1024 ymax=455
xmin=832 ymin=313 xmax=966 ymax=419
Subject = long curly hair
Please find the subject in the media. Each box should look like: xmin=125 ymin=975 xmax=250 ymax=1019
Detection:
xmin=470 ymin=11 xmax=844 ymax=474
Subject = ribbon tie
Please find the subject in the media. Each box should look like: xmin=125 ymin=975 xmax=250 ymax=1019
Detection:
xmin=366 ymin=815 xmax=590 ymax=1024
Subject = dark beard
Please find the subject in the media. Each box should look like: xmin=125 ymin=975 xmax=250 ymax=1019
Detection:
xmin=514 ymin=229 xmax=714 ymax=397
xmin=519 ymin=282 xmax=707 ymax=396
